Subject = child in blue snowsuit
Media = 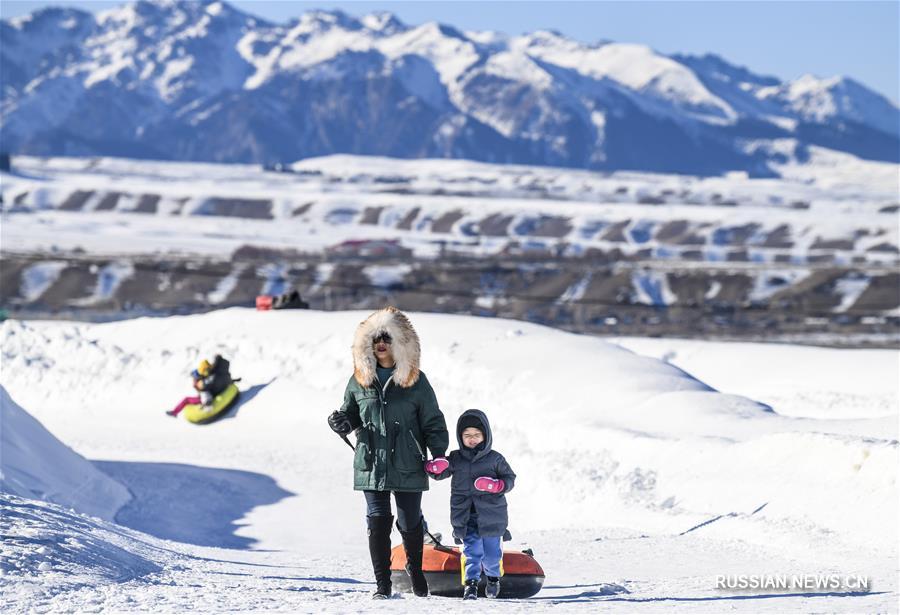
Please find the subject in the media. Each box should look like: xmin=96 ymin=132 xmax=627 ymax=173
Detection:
xmin=425 ymin=409 xmax=516 ymax=600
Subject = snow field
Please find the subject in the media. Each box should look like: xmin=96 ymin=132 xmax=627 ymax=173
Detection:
xmin=1 ymin=308 xmax=897 ymax=612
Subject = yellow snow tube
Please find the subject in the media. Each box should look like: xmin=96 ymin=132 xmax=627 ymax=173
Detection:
xmin=183 ymin=383 xmax=240 ymax=424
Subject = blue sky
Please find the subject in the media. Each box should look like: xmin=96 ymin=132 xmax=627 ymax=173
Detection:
xmin=2 ymin=0 xmax=897 ymax=103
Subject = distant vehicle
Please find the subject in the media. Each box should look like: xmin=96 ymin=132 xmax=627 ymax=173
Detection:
xmin=262 ymin=162 xmax=322 ymax=176
xmin=326 ymin=239 xmax=411 ymax=258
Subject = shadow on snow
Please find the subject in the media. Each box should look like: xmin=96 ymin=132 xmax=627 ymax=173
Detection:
xmin=211 ymin=377 xmax=276 ymax=423
xmin=533 ymin=589 xmax=883 ymax=604
xmin=94 ymin=460 xmax=294 ymax=549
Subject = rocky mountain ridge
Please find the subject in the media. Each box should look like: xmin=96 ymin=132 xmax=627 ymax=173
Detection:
xmin=2 ymin=0 xmax=898 ymax=175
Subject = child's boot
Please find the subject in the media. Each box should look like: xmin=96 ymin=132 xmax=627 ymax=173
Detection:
xmin=463 ymin=578 xmax=479 ymax=600
xmin=485 ymin=576 xmax=500 ymax=599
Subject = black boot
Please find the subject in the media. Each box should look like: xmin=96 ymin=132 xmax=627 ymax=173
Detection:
xmin=485 ymin=576 xmax=500 ymax=599
xmin=399 ymin=521 xmax=428 ymax=597
xmin=367 ymin=515 xmax=393 ymax=599
xmin=463 ymin=578 xmax=479 ymax=600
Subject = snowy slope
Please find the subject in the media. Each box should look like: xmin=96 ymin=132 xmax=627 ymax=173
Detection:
xmin=0 ymin=386 xmax=131 ymax=520
xmin=1 ymin=309 xmax=897 ymax=611
xmin=609 ymin=337 xmax=899 ymax=420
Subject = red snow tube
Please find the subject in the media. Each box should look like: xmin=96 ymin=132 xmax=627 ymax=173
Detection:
xmin=390 ymin=542 xmax=545 ymax=598
xmin=255 ymin=295 xmax=274 ymax=310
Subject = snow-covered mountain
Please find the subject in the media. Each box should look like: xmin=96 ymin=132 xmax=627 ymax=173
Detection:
xmin=1 ymin=0 xmax=897 ymax=175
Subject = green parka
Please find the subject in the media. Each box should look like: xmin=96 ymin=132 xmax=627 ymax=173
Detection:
xmin=341 ymin=371 xmax=448 ymax=491
xmin=340 ymin=307 xmax=449 ymax=492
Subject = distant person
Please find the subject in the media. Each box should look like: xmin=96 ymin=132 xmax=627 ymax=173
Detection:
xmin=273 ymin=290 xmax=309 ymax=310
xmin=167 ymin=356 xmax=231 ymax=417
xmin=167 ymin=360 xmax=207 ymax=417
xmin=426 ymin=409 xmax=516 ymax=600
xmin=195 ymin=355 xmax=232 ymax=403
xmin=327 ymin=307 xmax=449 ymax=599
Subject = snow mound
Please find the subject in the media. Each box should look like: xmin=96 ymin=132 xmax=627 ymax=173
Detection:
xmin=0 ymin=493 xmax=162 ymax=586
xmin=0 ymin=308 xmax=896 ymax=612
xmin=1 ymin=309 xmax=895 ymax=559
xmin=610 ymin=337 xmax=899 ymax=420
xmin=0 ymin=309 xmax=897 ymax=611
xmin=0 ymin=385 xmax=130 ymax=521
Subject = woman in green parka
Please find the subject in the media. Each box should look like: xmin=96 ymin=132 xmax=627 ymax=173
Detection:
xmin=328 ymin=307 xmax=449 ymax=599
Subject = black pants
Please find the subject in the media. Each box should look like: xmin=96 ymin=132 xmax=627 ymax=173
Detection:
xmin=364 ymin=490 xmax=422 ymax=532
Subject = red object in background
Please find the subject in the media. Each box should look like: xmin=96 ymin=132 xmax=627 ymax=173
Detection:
xmin=256 ymin=295 xmax=273 ymax=310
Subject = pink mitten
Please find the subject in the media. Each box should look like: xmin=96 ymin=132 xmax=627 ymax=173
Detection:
xmin=424 ymin=457 xmax=450 ymax=475
xmin=474 ymin=476 xmax=505 ymax=493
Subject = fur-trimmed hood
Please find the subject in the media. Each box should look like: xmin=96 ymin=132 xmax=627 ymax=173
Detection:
xmin=352 ymin=307 xmax=421 ymax=388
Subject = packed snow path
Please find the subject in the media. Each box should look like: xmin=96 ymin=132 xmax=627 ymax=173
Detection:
xmin=1 ymin=309 xmax=897 ymax=612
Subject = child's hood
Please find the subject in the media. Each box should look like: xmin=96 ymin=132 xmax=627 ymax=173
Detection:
xmin=456 ymin=408 xmax=492 ymax=460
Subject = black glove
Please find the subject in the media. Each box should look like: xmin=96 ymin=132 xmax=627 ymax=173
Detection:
xmin=328 ymin=410 xmax=353 ymax=436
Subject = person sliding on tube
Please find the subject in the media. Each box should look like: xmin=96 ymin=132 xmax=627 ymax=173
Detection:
xmin=167 ymin=356 xmax=231 ymax=417
xmin=195 ymin=355 xmax=232 ymax=408
xmin=425 ymin=409 xmax=516 ymax=600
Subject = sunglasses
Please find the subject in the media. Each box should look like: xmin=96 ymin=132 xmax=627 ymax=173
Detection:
xmin=373 ymin=333 xmax=393 ymax=345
